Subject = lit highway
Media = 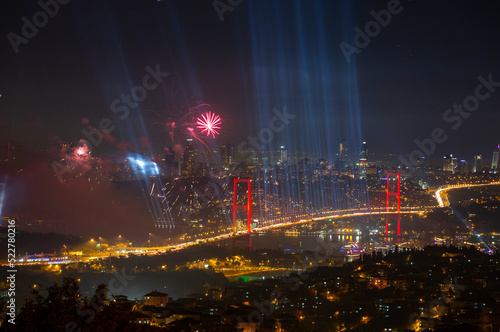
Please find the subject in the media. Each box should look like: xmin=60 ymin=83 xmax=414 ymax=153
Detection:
xmin=434 ymin=181 xmax=500 ymax=207
xmin=12 ymin=207 xmax=431 ymax=266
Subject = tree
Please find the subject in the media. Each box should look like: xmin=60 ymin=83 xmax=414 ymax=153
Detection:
xmin=0 ymin=278 xmax=159 ymax=332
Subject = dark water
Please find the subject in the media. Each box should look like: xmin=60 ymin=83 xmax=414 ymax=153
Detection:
xmin=229 ymin=232 xmax=361 ymax=251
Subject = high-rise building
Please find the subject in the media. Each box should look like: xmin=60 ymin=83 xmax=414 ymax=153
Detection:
xmin=183 ymin=139 xmax=196 ymax=176
xmin=491 ymin=144 xmax=499 ymax=170
xmin=443 ymin=154 xmax=456 ymax=174
xmin=279 ymin=145 xmax=287 ymax=164
xmin=359 ymin=141 xmax=368 ymax=175
xmin=220 ymin=144 xmax=233 ymax=166
xmin=473 ymin=155 xmax=483 ymax=173
xmin=340 ymin=139 xmax=348 ymax=159
xmin=360 ymin=141 xmax=368 ymax=158
xmin=164 ymin=147 xmax=175 ymax=178
xmin=220 ymin=144 xmax=227 ymax=165
xmin=336 ymin=139 xmax=348 ymax=171
xmin=458 ymin=160 xmax=468 ymax=174
xmin=226 ymin=144 xmax=233 ymax=165
xmin=172 ymin=160 xmax=182 ymax=177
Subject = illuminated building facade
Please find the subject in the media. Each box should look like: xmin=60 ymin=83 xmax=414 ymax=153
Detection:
xmin=492 ymin=145 xmax=499 ymax=170
xmin=183 ymin=139 xmax=196 ymax=176
xmin=473 ymin=155 xmax=483 ymax=173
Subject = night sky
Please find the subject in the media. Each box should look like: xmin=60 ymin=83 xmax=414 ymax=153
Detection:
xmin=1 ymin=1 xmax=500 ymax=161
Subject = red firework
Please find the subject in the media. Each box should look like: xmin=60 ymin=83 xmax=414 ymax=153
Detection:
xmin=76 ymin=147 xmax=86 ymax=156
xmin=196 ymin=111 xmax=221 ymax=138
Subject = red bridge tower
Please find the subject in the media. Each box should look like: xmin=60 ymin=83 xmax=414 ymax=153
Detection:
xmin=233 ymin=178 xmax=251 ymax=233
xmin=385 ymin=172 xmax=401 ymax=236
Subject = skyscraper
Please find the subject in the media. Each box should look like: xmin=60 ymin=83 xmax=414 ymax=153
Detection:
xmin=183 ymin=139 xmax=196 ymax=176
xmin=359 ymin=141 xmax=368 ymax=175
xmin=164 ymin=147 xmax=175 ymax=178
xmin=336 ymin=139 xmax=348 ymax=171
xmin=458 ymin=160 xmax=468 ymax=174
xmin=443 ymin=154 xmax=456 ymax=174
xmin=473 ymin=155 xmax=483 ymax=173
xmin=492 ymin=144 xmax=499 ymax=171
xmin=340 ymin=139 xmax=348 ymax=160
xmin=279 ymin=145 xmax=287 ymax=164
xmin=220 ymin=144 xmax=233 ymax=166
xmin=220 ymin=144 xmax=227 ymax=165
xmin=227 ymin=144 xmax=233 ymax=165
xmin=360 ymin=141 xmax=368 ymax=158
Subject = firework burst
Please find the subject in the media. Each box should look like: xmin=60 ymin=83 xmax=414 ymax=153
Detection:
xmin=196 ymin=111 xmax=221 ymax=138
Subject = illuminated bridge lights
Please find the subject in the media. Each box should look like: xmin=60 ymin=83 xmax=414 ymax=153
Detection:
xmin=434 ymin=181 xmax=500 ymax=207
xmin=6 ymin=208 xmax=433 ymax=267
